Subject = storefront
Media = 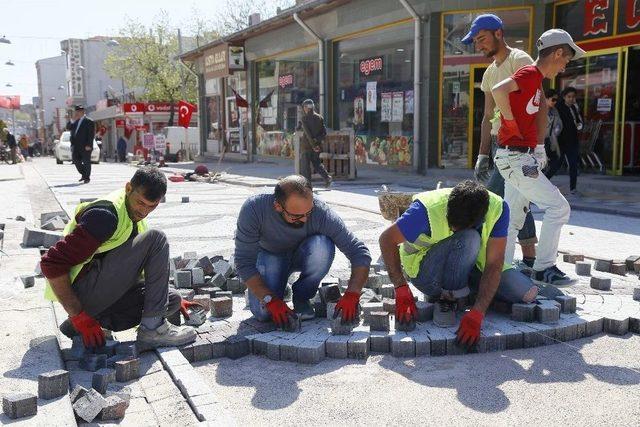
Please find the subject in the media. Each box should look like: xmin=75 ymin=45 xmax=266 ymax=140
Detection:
xmin=334 ymin=20 xmax=415 ymax=168
xmin=553 ymin=0 xmax=640 ymax=175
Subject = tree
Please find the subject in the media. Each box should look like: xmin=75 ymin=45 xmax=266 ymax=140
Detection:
xmin=214 ymin=0 xmax=296 ymax=36
xmin=104 ymin=13 xmax=207 ymax=125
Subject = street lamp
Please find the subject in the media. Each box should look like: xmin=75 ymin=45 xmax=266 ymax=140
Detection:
xmin=58 ymin=85 xmax=65 ymax=90
xmin=5 ymin=83 xmax=12 ymax=87
xmin=107 ymin=39 xmax=120 ymax=47
xmin=5 ymin=60 xmax=14 ymax=66
xmin=49 ymin=97 xmax=56 ymax=101
xmin=0 ymin=36 xmax=11 ymax=44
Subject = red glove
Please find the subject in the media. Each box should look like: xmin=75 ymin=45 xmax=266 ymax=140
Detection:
xmin=70 ymin=311 xmax=105 ymax=348
xmin=395 ymin=285 xmax=417 ymax=324
xmin=179 ymin=298 xmax=203 ymax=320
xmin=334 ymin=291 xmax=360 ymax=322
xmin=265 ymin=298 xmax=295 ymax=327
xmin=498 ymin=118 xmax=523 ymax=143
xmin=456 ymin=309 xmax=484 ymax=347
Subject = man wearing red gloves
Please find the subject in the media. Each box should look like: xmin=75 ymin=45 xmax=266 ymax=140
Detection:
xmin=379 ymin=180 xmax=539 ymax=348
xmin=491 ymin=29 xmax=584 ymax=287
xmin=234 ymin=175 xmax=371 ymax=328
xmin=41 ymin=167 xmax=197 ymax=350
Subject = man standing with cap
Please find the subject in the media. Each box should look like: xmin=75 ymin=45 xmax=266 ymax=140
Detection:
xmin=299 ymin=99 xmax=332 ymax=188
xmin=491 ymin=29 xmax=585 ymax=286
xmin=463 ymin=13 xmax=542 ymax=274
xmin=69 ymin=105 xmax=95 ymax=184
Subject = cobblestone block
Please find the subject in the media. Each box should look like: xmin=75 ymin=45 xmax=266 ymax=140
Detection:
xmin=535 ymin=301 xmax=560 ymax=324
xmin=347 ymin=332 xmax=370 ymax=359
xmin=629 ymin=317 xmax=640 ymax=334
xmin=115 ymin=342 xmax=138 ymax=358
xmin=251 ymin=334 xmax=278 ymax=355
xmin=412 ymin=332 xmax=431 ymax=356
xmin=213 ymin=259 xmax=233 ymax=278
xmin=331 ymin=316 xmax=354 ymax=335
xmin=70 ymin=384 xmax=88 ymax=403
xmin=41 ymin=215 xmax=66 ymax=231
xmin=184 ymin=307 xmax=207 ymax=327
xmin=265 ymin=338 xmax=282 ymax=360
xmin=313 ymin=297 xmax=327 ymax=318
xmin=115 ymin=358 xmax=140 ymax=382
xmin=224 ymin=335 xmax=250 ymax=359
xmin=475 ymin=326 xmax=507 ymax=353
xmin=594 ymin=259 xmax=612 ymax=272
xmin=369 ymin=311 xmax=390 ymax=331
xmin=590 ymin=276 xmax=612 ymax=291
xmin=80 ymin=354 xmax=108 ymax=372
xmin=175 ymin=270 xmax=192 ymax=288
xmin=415 ymin=301 xmax=434 ymax=322
xmin=279 ymin=338 xmax=301 ymax=362
xmin=624 ymin=255 xmax=639 ymax=271
xmin=191 ymin=267 xmax=205 ymax=286
xmin=215 ymin=290 xmax=233 ymax=299
xmin=318 ymin=284 xmax=342 ymax=304
xmin=554 ymin=295 xmax=577 ymax=313
xmin=194 ymin=286 xmax=219 ymax=297
xmin=604 ymin=316 xmax=630 ymax=335
xmin=426 ymin=329 xmax=447 ymax=356
xmin=369 ymin=332 xmax=391 ymax=353
xmin=382 ymin=298 xmax=396 ymax=313
xmin=395 ymin=317 xmax=416 ymax=332
xmin=390 ymin=333 xmax=415 ymax=357
xmin=362 ymin=302 xmax=384 ymax=323
xmin=192 ymin=295 xmax=211 ymax=312
xmin=583 ymin=315 xmax=604 ymax=337
xmin=380 ymin=284 xmax=395 ymax=299
xmin=633 ymin=287 xmax=640 ymax=302
xmin=181 ymin=196 xmax=190 ymax=203
xmin=98 ymin=395 xmax=128 ymax=421
xmin=575 ymin=261 xmax=592 ymax=276
xmin=284 ymin=314 xmax=302 ymax=332
xmin=3 ymin=393 xmax=37 ymax=419
xmin=562 ymin=253 xmax=584 ymax=263
xmin=226 ymin=277 xmax=245 ymax=294
xmin=325 ymin=335 xmax=349 ymax=358
xmin=20 ymin=274 xmax=35 ymax=288
xmin=192 ymin=339 xmax=213 ymax=362
xmin=95 ymin=340 xmax=118 ymax=357
xmin=297 ymin=340 xmax=326 ymax=364
xmin=41 ymin=210 xmax=68 ymax=224
xmin=209 ymin=273 xmax=226 ymax=288
xmin=23 ymin=226 xmax=63 ymax=248
xmin=92 ymin=368 xmax=116 ymax=394
xmin=326 ymin=302 xmax=337 ymax=319
xmin=176 ymin=288 xmax=195 ymax=300
xmin=610 ymin=263 xmax=626 ymax=276
xmin=73 ymin=388 xmax=107 ymax=423
xmin=211 ymin=296 xmax=233 ymax=318
xmin=197 ymin=256 xmax=215 ymax=275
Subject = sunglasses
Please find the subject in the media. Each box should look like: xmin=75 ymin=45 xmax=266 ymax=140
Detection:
xmin=280 ymin=204 xmax=314 ymax=221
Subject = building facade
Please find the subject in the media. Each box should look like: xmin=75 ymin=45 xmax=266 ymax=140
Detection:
xmin=182 ymin=0 xmax=640 ymax=176
xmin=35 ymin=54 xmax=68 ymax=142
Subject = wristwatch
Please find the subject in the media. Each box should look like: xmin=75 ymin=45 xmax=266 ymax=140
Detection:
xmin=261 ymin=295 xmax=273 ymax=307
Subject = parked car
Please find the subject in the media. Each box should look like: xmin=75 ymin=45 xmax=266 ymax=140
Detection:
xmin=54 ymin=131 xmax=100 ymax=164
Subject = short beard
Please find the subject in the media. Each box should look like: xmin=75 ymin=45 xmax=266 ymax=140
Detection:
xmin=485 ymin=48 xmax=498 ymax=58
xmin=280 ymin=212 xmax=305 ymax=228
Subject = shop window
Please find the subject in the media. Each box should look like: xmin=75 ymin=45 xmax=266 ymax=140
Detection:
xmin=335 ymin=23 xmax=414 ymax=168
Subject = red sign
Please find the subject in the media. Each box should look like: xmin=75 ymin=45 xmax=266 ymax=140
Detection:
xmin=0 ymin=95 xmax=20 ymax=110
xmin=278 ymin=74 xmax=294 ymax=89
xmin=359 ymin=57 xmax=384 ymax=76
xmin=178 ymin=100 xmax=196 ymax=128
xmin=584 ymin=0 xmax=610 ymax=36
xmin=115 ymin=119 xmax=125 ymax=128
xmin=123 ymin=103 xmax=145 ymax=113
xmin=145 ymin=102 xmax=173 ymax=113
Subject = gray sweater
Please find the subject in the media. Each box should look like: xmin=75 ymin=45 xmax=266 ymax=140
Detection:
xmin=234 ymin=193 xmax=371 ymax=282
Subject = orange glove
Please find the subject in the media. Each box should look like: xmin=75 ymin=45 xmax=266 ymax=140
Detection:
xmin=70 ymin=311 xmax=105 ymax=349
xmin=498 ymin=118 xmax=523 ymax=144
xmin=265 ymin=298 xmax=295 ymax=327
xmin=395 ymin=285 xmax=417 ymax=324
xmin=456 ymin=309 xmax=484 ymax=348
xmin=334 ymin=291 xmax=360 ymax=322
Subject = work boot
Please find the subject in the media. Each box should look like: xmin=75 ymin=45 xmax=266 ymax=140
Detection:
xmin=293 ymin=299 xmax=315 ymax=321
xmin=433 ymin=298 xmax=457 ymax=327
xmin=136 ymin=319 xmax=196 ymax=350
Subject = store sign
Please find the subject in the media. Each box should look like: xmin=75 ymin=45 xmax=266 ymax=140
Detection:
xmin=115 ymin=119 xmax=125 ymax=128
xmin=359 ymin=57 xmax=384 ymax=76
xmin=204 ymin=44 xmax=229 ymax=79
xmin=228 ymin=45 xmax=245 ymax=70
xmin=146 ymin=102 xmax=173 ymax=113
xmin=278 ymin=74 xmax=294 ymax=88
xmin=123 ymin=103 xmax=145 ymax=113
xmin=155 ymin=134 xmax=167 ymax=151
xmin=557 ymin=0 xmax=640 ymax=42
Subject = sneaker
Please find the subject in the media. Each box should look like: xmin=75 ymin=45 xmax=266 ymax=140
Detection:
xmin=533 ymin=265 xmax=576 ymax=287
xmin=293 ymin=299 xmax=316 ymax=321
xmin=513 ymin=259 xmax=534 ymax=275
xmin=433 ymin=298 xmax=457 ymax=327
xmin=136 ymin=319 xmax=196 ymax=350
xmin=324 ymin=176 xmax=333 ymax=188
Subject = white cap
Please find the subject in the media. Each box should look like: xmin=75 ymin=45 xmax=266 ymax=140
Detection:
xmin=536 ymin=29 xmax=586 ymax=60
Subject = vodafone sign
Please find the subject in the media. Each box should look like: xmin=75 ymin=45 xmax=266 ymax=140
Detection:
xmin=123 ymin=103 xmax=145 ymax=113
xmin=122 ymin=102 xmax=198 ymax=115
xmin=359 ymin=57 xmax=383 ymax=76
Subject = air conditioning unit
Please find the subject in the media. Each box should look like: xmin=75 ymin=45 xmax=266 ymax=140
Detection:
xmin=248 ymin=13 xmax=261 ymax=26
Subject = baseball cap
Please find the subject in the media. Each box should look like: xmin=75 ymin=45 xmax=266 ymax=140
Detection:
xmin=461 ymin=14 xmax=503 ymax=45
xmin=536 ymin=29 xmax=586 ymax=60
xmin=301 ymin=99 xmax=314 ymax=107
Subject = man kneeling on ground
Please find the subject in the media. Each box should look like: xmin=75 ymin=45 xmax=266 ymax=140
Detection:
xmin=234 ymin=175 xmax=371 ymax=328
xmin=379 ymin=180 xmax=539 ymax=347
xmin=41 ymin=167 xmax=197 ymax=350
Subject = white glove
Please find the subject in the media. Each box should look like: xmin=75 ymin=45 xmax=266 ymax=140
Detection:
xmin=474 ymin=154 xmax=491 ymax=183
xmin=533 ymin=144 xmax=547 ymax=169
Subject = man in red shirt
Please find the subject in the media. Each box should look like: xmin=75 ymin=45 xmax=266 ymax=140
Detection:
xmin=491 ymin=29 xmax=585 ymax=287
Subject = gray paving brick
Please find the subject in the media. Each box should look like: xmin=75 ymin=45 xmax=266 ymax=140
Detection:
xmin=426 ymin=328 xmax=448 ymax=356
xmin=192 ymin=339 xmax=214 ymax=362
xmin=395 ymin=317 xmax=416 ymax=332
xmin=92 ymin=368 xmax=115 ymax=394
xmin=362 ymin=302 xmax=384 ymax=323
xmin=265 ymin=338 xmax=283 ymax=360
xmin=382 ymin=297 xmax=396 ymax=313
xmin=347 ymin=332 xmax=370 ymax=359
xmin=213 ymin=259 xmax=233 ymax=278
xmin=582 ymin=315 xmax=605 ymax=337
xmin=284 ymin=314 xmax=302 ymax=332
xmin=562 ymin=253 xmax=584 ymax=263
xmin=191 ymin=267 xmax=205 ymax=286
xmin=174 ymin=270 xmax=192 ymax=288
xmin=80 ymin=353 xmax=108 ymax=372
xmin=390 ymin=333 xmax=415 ymax=357
xmin=629 ymin=317 xmax=640 ymax=334
xmin=192 ymin=295 xmax=211 ymax=312
xmin=38 ymin=369 xmax=69 ymax=399
xmin=181 ymin=196 xmax=190 ymax=203
xmin=331 ymin=316 xmax=354 ymax=335
xmin=511 ymin=303 xmax=536 ymax=322
xmin=176 ymin=288 xmax=195 ymax=300
xmin=251 ymin=334 xmax=278 ymax=355
xmin=209 ymin=273 xmax=226 ymax=288
xmin=73 ymin=388 xmax=107 ymax=422
xmin=115 ymin=358 xmax=140 ymax=382
xmin=98 ymin=395 xmax=128 ymax=421
xmin=604 ymin=316 xmax=630 ymax=335
xmin=211 ymin=296 xmax=233 ymax=318
xmin=116 ymin=342 xmax=139 ymax=358
xmin=226 ymin=277 xmax=245 ymax=294
xmin=535 ymin=301 xmax=560 ymax=324
xmin=69 ymin=384 xmax=88 ymax=403
xmin=369 ymin=311 xmax=390 ymax=331
xmin=2 ymin=393 xmax=37 ymax=419
xmin=297 ymin=340 xmax=326 ymax=364
xmin=105 ymin=384 xmax=132 ymax=405
xmin=610 ymin=263 xmax=627 ymax=276
xmin=415 ymin=301 xmax=434 ymax=322
xmin=325 ymin=335 xmax=350 ymax=358
xmin=575 ymin=261 xmax=592 ymax=276
xmin=590 ymin=276 xmax=612 ymax=291
xmin=475 ymin=325 xmax=506 ymax=353
xmin=224 ymin=335 xmax=250 ymax=359
xmin=625 ymin=255 xmax=640 ymax=271
xmin=197 ymin=256 xmax=215 ymax=275
xmin=554 ymin=295 xmax=577 ymax=313
xmin=280 ymin=337 xmax=302 ymax=362
xmin=632 ymin=287 xmax=640 ymax=302
xmin=369 ymin=331 xmax=391 ymax=353
xmin=380 ymin=284 xmax=395 ymax=299
xmin=594 ymin=259 xmax=612 ymax=272
xmin=318 ymin=284 xmax=342 ymax=304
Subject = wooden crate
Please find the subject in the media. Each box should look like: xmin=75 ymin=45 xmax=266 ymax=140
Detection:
xmin=318 ymin=131 xmax=355 ymax=180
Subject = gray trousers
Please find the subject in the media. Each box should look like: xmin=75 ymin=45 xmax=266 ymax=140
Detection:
xmin=73 ymin=229 xmax=180 ymax=332
xmin=300 ymin=149 xmax=330 ymax=184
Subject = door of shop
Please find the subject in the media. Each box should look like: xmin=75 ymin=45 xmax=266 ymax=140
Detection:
xmin=622 ymin=46 xmax=640 ymax=174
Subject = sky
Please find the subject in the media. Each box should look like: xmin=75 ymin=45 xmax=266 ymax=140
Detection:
xmin=0 ymin=0 xmax=233 ymax=103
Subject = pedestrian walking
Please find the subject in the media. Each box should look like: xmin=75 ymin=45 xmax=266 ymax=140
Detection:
xmin=18 ymin=134 xmax=29 ymax=158
xmin=298 ymin=99 xmax=332 ymax=188
xmin=3 ymin=128 xmax=17 ymax=164
xmin=70 ymin=105 xmax=95 ymax=184
xmin=117 ymin=136 xmax=127 ymax=163
xmin=543 ymin=89 xmax=563 ymax=174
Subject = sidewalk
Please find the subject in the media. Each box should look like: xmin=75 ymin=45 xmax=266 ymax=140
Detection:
xmin=166 ymin=155 xmax=640 ymax=218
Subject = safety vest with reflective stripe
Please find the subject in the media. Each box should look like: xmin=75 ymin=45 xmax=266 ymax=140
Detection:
xmin=398 ymin=189 xmax=508 ymax=279
xmin=44 ymin=188 xmax=148 ymax=301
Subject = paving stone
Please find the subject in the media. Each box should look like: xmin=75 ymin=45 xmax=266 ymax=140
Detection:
xmin=318 ymin=284 xmax=342 ymax=304
xmin=582 ymin=315 xmax=605 ymax=337
xmin=105 ymin=384 xmax=132 ymax=405
xmin=209 ymin=273 xmax=226 ymax=288
xmin=609 ymin=262 xmax=626 ymax=276
xmin=95 ymin=340 xmax=119 ymax=357
xmin=184 ymin=307 xmax=207 ymax=327
xmin=297 ymin=340 xmax=326 ymax=364
xmin=347 ymin=332 xmax=370 ymax=359
xmin=325 ymin=335 xmax=349 ymax=358
xmin=554 ymin=295 xmax=577 ymax=313
xmin=41 ymin=210 xmax=68 ymax=224
xmin=380 ymin=284 xmax=395 ymax=299
xmin=41 ymin=215 xmax=66 ymax=231
xmin=211 ymin=296 xmax=233 ymax=318
xmin=174 ymin=270 xmax=192 ymax=288
xmin=22 ymin=226 xmax=63 ymax=248
xmin=176 ymin=288 xmax=195 ymax=300
xmin=197 ymin=256 xmax=215 ymax=275
xmin=2 ymin=393 xmax=37 ymax=419
xmin=562 ymin=253 xmax=584 ymax=263
xmin=369 ymin=311 xmax=390 ymax=331
xmin=411 ymin=332 xmax=431 ymax=356
xmin=265 ymin=338 xmax=282 ymax=360
xmin=511 ymin=303 xmax=536 ymax=322
xmin=116 ymin=342 xmax=138 ymax=358
xmin=178 ymin=343 xmax=195 ymax=362
xmin=475 ymin=325 xmax=507 ymax=353
xmin=426 ymin=329 xmax=448 ymax=356
xmin=225 ymin=277 xmax=245 ymax=294
xmin=395 ymin=317 xmax=416 ymax=331
xmin=225 ymin=335 xmax=250 ymax=359
xmin=629 ymin=317 xmax=640 ymax=334
xmin=213 ymin=259 xmax=233 ymax=278
xmin=191 ymin=295 xmax=211 ymax=312
xmin=215 ymin=290 xmax=233 ymax=299
xmin=20 ymin=274 xmax=35 ymax=288
xmin=181 ymin=196 xmax=190 ymax=203
xmin=369 ymin=331 xmax=391 ymax=353
xmin=415 ymin=301 xmax=434 ymax=322
xmin=331 ymin=316 xmax=354 ymax=335
xmin=38 ymin=369 xmax=69 ymax=399
xmin=115 ymin=358 xmax=140 ymax=382
xmin=590 ymin=276 xmax=612 ymax=291
xmin=284 ymin=314 xmax=302 ymax=332
xmin=382 ymin=298 xmax=396 ymax=314
xmin=191 ymin=267 xmax=205 ymax=286
xmin=194 ymin=286 xmax=219 ymax=297
xmin=575 ymin=261 xmax=592 ymax=276
xmin=279 ymin=338 xmax=301 ymax=362
xmin=192 ymin=339 xmax=213 ymax=362
xmin=535 ymin=301 xmax=560 ymax=324
xmin=633 ymin=259 xmax=640 ymax=273
xmin=251 ymin=334 xmax=278 ymax=355
xmin=92 ymin=368 xmax=116 ymax=394
xmin=69 ymin=384 xmax=88 ymax=403
xmin=98 ymin=395 xmax=128 ymax=421
xmin=625 ymin=255 xmax=640 ymax=271
xmin=594 ymin=259 xmax=612 ymax=272
xmin=73 ymin=388 xmax=107 ymax=422
xmin=604 ymin=316 xmax=630 ymax=336
xmin=390 ymin=333 xmax=416 ymax=357
xmin=633 ymin=287 xmax=640 ymax=302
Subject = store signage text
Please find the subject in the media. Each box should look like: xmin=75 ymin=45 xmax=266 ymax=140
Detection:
xmin=204 ymin=44 xmax=229 ymax=79
xmin=578 ymin=0 xmax=640 ymax=38
xmin=279 ymin=74 xmax=294 ymax=88
xmin=359 ymin=57 xmax=384 ymax=76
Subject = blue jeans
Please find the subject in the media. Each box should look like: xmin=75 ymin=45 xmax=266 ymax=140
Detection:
xmin=248 ymin=234 xmax=335 ymax=321
xmin=469 ymin=267 xmax=536 ymax=303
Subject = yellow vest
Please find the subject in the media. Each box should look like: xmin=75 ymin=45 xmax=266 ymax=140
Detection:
xmin=44 ymin=189 xmax=148 ymax=301
xmin=398 ymin=189 xmax=508 ymax=278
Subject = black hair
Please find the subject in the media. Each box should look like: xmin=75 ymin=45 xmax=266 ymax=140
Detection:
xmin=447 ymin=180 xmax=490 ymax=230
xmin=539 ymin=43 xmax=575 ymax=59
xmin=545 ymin=88 xmax=558 ymax=99
xmin=561 ymin=86 xmax=578 ymax=97
xmin=274 ymin=175 xmax=312 ymax=206
xmin=130 ymin=167 xmax=167 ymax=201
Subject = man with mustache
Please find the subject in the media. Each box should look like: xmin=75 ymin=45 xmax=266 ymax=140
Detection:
xmin=234 ymin=175 xmax=371 ymax=327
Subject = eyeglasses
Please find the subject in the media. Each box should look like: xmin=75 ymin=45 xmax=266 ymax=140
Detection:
xmin=281 ymin=204 xmax=314 ymax=221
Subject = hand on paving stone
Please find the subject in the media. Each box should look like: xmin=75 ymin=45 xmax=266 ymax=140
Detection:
xmin=334 ymin=291 xmax=360 ymax=322
xmin=395 ymin=284 xmax=417 ymax=324
xmin=266 ymin=298 xmax=295 ymax=327
xmin=70 ymin=311 xmax=105 ymax=348
xmin=179 ymin=299 xmax=204 ymax=320
xmin=456 ymin=309 xmax=484 ymax=348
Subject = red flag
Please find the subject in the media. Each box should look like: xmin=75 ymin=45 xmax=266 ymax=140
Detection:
xmin=231 ymin=89 xmax=249 ymax=108
xmin=177 ymin=100 xmax=196 ymax=128
xmin=259 ymin=90 xmax=274 ymax=108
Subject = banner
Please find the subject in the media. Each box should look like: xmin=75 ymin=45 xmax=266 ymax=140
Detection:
xmin=366 ymin=82 xmax=377 ymax=112
xmin=354 ymin=97 xmax=364 ymax=125
xmin=0 ymin=95 xmax=20 ymax=109
xmin=380 ymin=93 xmax=392 ymax=122
xmin=392 ymin=92 xmax=404 ymax=122
xmin=178 ymin=100 xmax=196 ymax=128
xmin=142 ymin=133 xmax=156 ymax=150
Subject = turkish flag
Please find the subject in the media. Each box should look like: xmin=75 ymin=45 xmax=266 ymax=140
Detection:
xmin=178 ymin=100 xmax=196 ymax=128
xmin=231 ymin=89 xmax=249 ymax=108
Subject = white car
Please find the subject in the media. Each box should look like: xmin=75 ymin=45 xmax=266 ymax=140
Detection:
xmin=54 ymin=131 xmax=100 ymax=164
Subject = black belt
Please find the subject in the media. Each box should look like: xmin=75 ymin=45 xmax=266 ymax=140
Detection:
xmin=500 ymin=145 xmax=534 ymax=153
